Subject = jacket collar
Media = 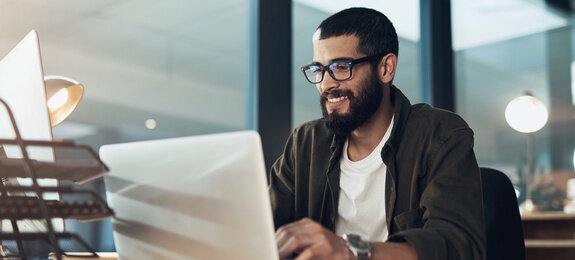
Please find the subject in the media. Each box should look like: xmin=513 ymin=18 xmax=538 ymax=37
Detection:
xmin=387 ymin=85 xmax=411 ymax=153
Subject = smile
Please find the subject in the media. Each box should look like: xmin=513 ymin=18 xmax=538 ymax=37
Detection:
xmin=327 ymin=96 xmax=348 ymax=103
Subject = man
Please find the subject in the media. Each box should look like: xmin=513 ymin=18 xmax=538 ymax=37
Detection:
xmin=269 ymin=7 xmax=485 ymax=260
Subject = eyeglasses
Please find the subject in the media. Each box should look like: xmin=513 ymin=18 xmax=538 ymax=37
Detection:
xmin=301 ymin=54 xmax=384 ymax=84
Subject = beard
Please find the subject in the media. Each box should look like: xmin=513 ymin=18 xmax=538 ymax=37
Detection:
xmin=320 ymin=71 xmax=384 ymax=136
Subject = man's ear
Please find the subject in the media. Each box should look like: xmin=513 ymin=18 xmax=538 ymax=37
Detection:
xmin=378 ymin=53 xmax=397 ymax=85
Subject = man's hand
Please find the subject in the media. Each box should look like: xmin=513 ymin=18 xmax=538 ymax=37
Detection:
xmin=275 ymin=218 xmax=355 ymax=260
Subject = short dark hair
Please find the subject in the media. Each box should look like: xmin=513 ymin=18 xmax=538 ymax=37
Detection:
xmin=317 ymin=7 xmax=399 ymax=58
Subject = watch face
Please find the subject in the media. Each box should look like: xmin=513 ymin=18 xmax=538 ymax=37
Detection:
xmin=355 ymin=239 xmax=370 ymax=250
xmin=344 ymin=233 xmax=371 ymax=254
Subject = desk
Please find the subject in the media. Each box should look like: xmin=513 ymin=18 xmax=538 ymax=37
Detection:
xmin=522 ymin=212 xmax=575 ymax=260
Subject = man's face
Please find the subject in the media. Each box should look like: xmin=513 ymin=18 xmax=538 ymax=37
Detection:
xmin=312 ymin=33 xmax=384 ymax=135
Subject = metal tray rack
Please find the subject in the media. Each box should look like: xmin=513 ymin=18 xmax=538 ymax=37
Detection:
xmin=0 ymin=99 xmax=114 ymax=260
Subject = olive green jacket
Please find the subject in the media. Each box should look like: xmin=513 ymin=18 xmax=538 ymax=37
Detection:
xmin=269 ymin=86 xmax=486 ymax=260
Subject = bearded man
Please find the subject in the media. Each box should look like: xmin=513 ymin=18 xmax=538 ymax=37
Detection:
xmin=269 ymin=7 xmax=485 ymax=260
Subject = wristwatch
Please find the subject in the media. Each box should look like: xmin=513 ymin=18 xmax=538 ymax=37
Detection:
xmin=342 ymin=233 xmax=371 ymax=260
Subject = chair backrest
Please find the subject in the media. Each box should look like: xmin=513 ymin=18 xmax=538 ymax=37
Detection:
xmin=480 ymin=167 xmax=526 ymax=260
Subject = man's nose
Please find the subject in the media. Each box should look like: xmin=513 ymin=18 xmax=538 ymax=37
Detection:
xmin=319 ymin=71 xmax=339 ymax=93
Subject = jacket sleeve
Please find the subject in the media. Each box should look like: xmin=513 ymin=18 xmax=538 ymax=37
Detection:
xmin=388 ymin=128 xmax=486 ymax=260
xmin=268 ymin=131 xmax=296 ymax=230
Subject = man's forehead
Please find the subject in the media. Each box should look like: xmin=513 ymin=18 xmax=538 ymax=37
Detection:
xmin=311 ymin=33 xmax=361 ymax=60
xmin=311 ymin=30 xmax=360 ymax=47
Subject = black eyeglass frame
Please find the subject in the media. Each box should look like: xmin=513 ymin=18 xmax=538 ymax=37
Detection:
xmin=300 ymin=53 xmax=385 ymax=84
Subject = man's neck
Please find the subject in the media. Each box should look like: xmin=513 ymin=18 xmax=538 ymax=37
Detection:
xmin=347 ymin=89 xmax=394 ymax=162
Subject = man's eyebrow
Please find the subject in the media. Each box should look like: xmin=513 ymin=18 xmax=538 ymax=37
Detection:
xmin=311 ymin=57 xmax=355 ymax=65
xmin=330 ymin=57 xmax=354 ymax=62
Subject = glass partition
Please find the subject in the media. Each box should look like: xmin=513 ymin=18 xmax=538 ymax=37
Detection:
xmin=454 ymin=0 xmax=574 ymax=211
xmin=0 ymin=0 xmax=249 ymax=252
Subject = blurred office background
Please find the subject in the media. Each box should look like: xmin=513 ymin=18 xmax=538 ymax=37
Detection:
xmin=1 ymin=0 xmax=574 ymax=252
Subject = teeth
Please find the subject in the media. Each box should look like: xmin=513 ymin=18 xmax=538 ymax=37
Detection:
xmin=327 ymin=96 xmax=347 ymax=103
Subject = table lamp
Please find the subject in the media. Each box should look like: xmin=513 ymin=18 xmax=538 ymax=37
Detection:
xmin=505 ymin=91 xmax=548 ymax=213
xmin=44 ymin=75 xmax=83 ymax=127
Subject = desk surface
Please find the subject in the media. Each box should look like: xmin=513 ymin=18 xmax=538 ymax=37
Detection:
xmin=521 ymin=211 xmax=575 ymax=221
xmin=521 ymin=210 xmax=575 ymax=260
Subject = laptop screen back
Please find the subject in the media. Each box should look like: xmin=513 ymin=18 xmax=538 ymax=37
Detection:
xmin=0 ymin=30 xmax=53 ymax=159
xmin=0 ymin=30 xmax=60 ymax=232
xmin=100 ymin=131 xmax=278 ymax=260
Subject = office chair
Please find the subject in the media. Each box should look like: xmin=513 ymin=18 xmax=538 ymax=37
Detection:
xmin=480 ymin=167 xmax=526 ymax=260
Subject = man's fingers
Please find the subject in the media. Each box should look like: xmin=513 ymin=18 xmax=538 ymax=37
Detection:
xmin=276 ymin=218 xmax=320 ymax=259
xmin=279 ymin=229 xmax=317 ymax=254
xmin=276 ymin=218 xmax=317 ymax=244
xmin=294 ymin=247 xmax=314 ymax=260
xmin=278 ymin=235 xmax=297 ymax=259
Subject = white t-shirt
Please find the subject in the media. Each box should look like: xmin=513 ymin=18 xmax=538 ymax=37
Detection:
xmin=335 ymin=117 xmax=394 ymax=241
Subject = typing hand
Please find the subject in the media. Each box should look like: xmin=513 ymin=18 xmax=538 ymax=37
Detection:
xmin=275 ymin=218 xmax=354 ymax=260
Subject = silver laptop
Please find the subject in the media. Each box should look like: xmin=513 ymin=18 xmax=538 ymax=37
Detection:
xmin=100 ymin=131 xmax=278 ymax=260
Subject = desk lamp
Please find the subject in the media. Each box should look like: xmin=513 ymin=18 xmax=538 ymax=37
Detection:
xmin=505 ymin=92 xmax=548 ymax=213
xmin=44 ymin=75 xmax=83 ymax=127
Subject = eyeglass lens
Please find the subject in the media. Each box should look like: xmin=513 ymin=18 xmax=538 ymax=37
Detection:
xmin=304 ymin=61 xmax=351 ymax=83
